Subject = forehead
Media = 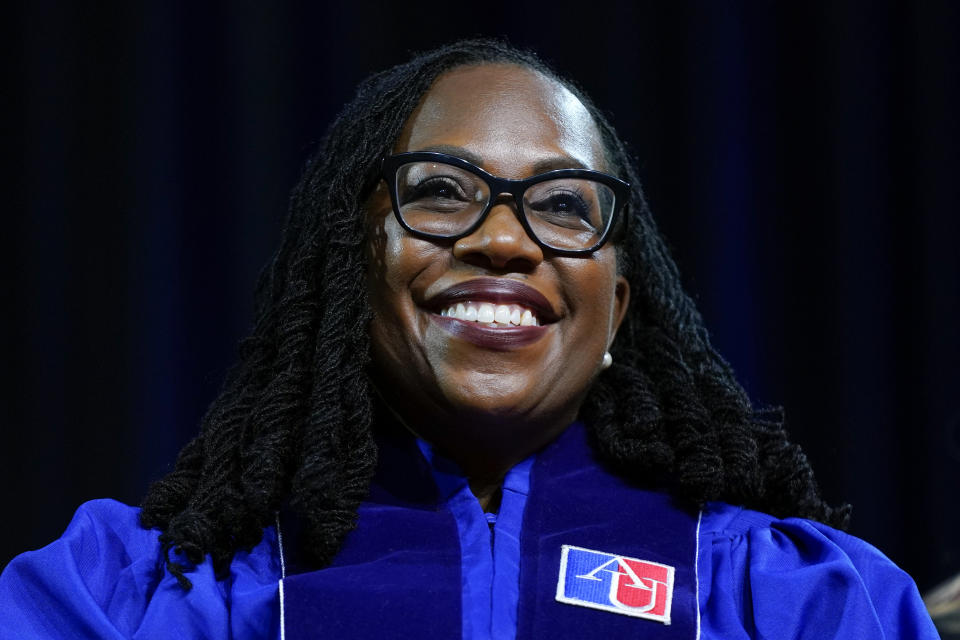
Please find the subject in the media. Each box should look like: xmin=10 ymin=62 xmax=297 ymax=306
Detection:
xmin=394 ymin=64 xmax=606 ymax=176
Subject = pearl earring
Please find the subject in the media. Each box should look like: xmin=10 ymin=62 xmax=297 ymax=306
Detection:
xmin=601 ymin=352 xmax=613 ymax=370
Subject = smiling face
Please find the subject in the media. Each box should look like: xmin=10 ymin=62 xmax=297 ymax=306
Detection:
xmin=365 ymin=64 xmax=630 ymax=476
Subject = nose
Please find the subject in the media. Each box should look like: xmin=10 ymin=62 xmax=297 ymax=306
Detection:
xmin=452 ymin=201 xmax=544 ymax=270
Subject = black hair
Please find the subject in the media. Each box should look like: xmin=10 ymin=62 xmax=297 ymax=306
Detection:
xmin=140 ymin=38 xmax=848 ymax=589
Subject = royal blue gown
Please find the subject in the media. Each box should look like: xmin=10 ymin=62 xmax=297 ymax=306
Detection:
xmin=0 ymin=424 xmax=938 ymax=639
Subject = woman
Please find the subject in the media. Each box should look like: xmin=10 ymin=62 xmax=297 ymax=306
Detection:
xmin=0 ymin=39 xmax=937 ymax=639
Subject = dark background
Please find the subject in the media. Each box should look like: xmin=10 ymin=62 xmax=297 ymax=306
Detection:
xmin=5 ymin=1 xmax=958 ymax=594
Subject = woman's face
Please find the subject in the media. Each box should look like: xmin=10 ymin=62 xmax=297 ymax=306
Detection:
xmin=365 ymin=64 xmax=629 ymax=467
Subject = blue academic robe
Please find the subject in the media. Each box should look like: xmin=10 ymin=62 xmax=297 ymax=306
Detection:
xmin=0 ymin=423 xmax=939 ymax=639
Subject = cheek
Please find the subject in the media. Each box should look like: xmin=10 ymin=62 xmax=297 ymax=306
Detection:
xmin=368 ymin=214 xmax=412 ymax=308
xmin=372 ymin=217 xmax=439 ymax=304
xmin=366 ymin=216 xmax=445 ymax=365
xmin=366 ymin=215 xmax=407 ymax=366
xmin=564 ymin=256 xmax=621 ymax=340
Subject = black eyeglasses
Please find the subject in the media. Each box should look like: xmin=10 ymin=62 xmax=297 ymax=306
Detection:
xmin=380 ymin=152 xmax=630 ymax=255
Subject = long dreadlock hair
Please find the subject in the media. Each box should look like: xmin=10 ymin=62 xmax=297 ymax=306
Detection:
xmin=140 ymin=38 xmax=849 ymax=589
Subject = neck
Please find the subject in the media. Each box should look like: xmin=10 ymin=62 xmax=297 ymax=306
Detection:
xmin=371 ymin=392 xmax=574 ymax=508
xmin=471 ymin=478 xmax=503 ymax=512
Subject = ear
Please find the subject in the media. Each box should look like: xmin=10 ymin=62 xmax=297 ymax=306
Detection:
xmin=608 ymin=275 xmax=631 ymax=348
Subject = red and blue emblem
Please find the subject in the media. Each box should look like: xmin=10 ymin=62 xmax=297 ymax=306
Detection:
xmin=555 ymin=544 xmax=675 ymax=624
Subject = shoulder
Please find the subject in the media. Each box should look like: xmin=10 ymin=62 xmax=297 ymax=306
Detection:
xmin=697 ymin=502 xmax=939 ymax=639
xmin=0 ymin=499 xmax=281 ymax=639
xmin=56 ymin=498 xmax=163 ymax=561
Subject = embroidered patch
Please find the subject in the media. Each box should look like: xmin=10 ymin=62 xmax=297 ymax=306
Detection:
xmin=555 ymin=544 xmax=675 ymax=624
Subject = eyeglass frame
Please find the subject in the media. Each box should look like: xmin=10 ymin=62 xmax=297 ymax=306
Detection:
xmin=380 ymin=151 xmax=631 ymax=256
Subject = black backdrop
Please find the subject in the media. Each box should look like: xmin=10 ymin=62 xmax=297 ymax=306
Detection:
xmin=6 ymin=1 xmax=959 ymax=593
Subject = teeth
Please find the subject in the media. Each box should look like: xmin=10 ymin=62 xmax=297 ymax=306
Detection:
xmin=477 ymin=303 xmax=495 ymax=323
xmin=439 ymin=302 xmax=540 ymax=327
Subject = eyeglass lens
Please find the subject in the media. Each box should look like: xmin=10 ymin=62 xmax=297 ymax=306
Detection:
xmin=395 ymin=161 xmax=615 ymax=250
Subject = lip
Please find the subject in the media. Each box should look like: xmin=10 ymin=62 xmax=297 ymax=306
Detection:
xmin=430 ymin=315 xmax=549 ymax=351
xmin=425 ymin=278 xmax=560 ymax=323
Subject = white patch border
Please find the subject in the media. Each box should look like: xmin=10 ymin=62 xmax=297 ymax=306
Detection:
xmin=555 ymin=544 xmax=676 ymax=625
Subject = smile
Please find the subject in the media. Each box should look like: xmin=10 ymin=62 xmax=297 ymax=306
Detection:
xmin=425 ymin=278 xmax=557 ymax=350
xmin=425 ymin=278 xmax=559 ymax=322
xmin=439 ymin=302 xmax=540 ymax=327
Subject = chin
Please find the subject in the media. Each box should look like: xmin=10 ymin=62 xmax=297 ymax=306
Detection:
xmin=438 ymin=367 xmax=535 ymax=406
xmin=438 ymin=381 xmax=574 ymax=436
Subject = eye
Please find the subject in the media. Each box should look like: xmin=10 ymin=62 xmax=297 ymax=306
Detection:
xmin=545 ymin=193 xmax=587 ymax=215
xmin=403 ymin=176 xmax=470 ymax=204
xmin=528 ymin=189 xmax=596 ymax=230
xmin=396 ymin=161 xmax=487 ymax=220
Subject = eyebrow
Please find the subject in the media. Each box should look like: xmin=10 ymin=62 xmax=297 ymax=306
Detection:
xmin=412 ymin=144 xmax=592 ymax=175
